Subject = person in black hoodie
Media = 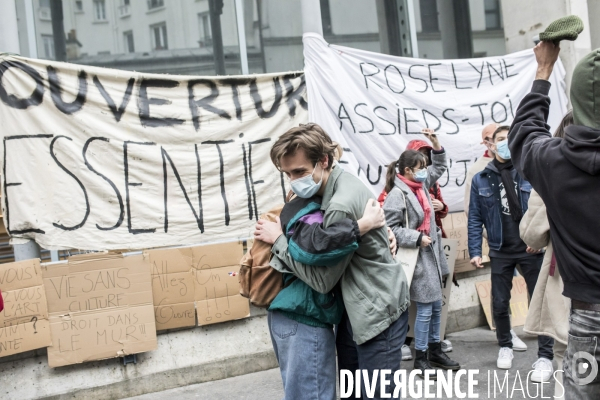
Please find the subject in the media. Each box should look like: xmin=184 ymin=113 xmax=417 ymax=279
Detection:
xmin=508 ymin=41 xmax=600 ymax=399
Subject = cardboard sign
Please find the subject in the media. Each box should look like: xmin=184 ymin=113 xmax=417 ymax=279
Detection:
xmin=475 ymin=275 xmax=529 ymax=330
xmin=191 ymin=242 xmax=250 ymax=326
xmin=407 ymin=239 xmax=458 ymax=339
xmin=42 ymin=253 xmax=157 ymax=367
xmin=147 ymin=248 xmax=196 ymax=330
xmin=442 ymin=213 xmax=490 ymax=273
xmin=0 ymin=259 xmax=52 ymax=356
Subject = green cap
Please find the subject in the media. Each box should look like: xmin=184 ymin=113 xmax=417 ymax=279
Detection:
xmin=539 ymin=15 xmax=584 ymax=42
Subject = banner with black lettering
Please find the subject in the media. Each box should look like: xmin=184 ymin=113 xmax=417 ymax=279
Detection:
xmin=303 ymin=34 xmax=568 ymax=212
xmin=0 ymin=54 xmax=306 ymax=250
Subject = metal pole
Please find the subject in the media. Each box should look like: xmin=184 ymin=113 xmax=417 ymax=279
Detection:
xmin=234 ymin=0 xmax=249 ymax=74
xmin=0 ymin=0 xmax=21 ymax=54
xmin=301 ymin=0 xmax=323 ymax=36
xmin=24 ymin=0 xmax=38 ymax=58
xmin=49 ymin=0 xmax=66 ymax=61
xmin=209 ymin=0 xmax=226 ymax=75
xmin=256 ymin=0 xmax=267 ymax=73
xmin=406 ymin=0 xmax=419 ymax=58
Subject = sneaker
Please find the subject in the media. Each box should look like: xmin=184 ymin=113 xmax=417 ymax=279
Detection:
xmin=531 ymin=358 xmax=553 ymax=383
xmin=497 ymin=347 xmax=514 ymax=369
xmin=511 ymin=330 xmax=528 ymax=352
xmin=401 ymin=344 xmax=413 ymax=361
xmin=441 ymin=339 xmax=453 ymax=353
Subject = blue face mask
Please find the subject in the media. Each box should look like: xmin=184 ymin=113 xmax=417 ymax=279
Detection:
xmin=413 ymin=168 xmax=428 ymax=183
xmin=496 ymin=140 xmax=511 ymax=160
xmin=291 ymin=164 xmax=323 ymax=198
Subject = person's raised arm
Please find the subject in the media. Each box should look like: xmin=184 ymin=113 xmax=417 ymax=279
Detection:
xmin=508 ymin=41 xmax=560 ymax=185
xmin=421 ymin=128 xmax=448 ymax=189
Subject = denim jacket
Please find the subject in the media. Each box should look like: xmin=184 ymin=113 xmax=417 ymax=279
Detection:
xmin=467 ymin=161 xmax=532 ymax=258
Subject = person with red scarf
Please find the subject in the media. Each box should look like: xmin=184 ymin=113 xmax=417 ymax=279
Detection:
xmin=382 ymin=129 xmax=460 ymax=376
xmin=379 ymin=139 xmax=449 ymax=236
xmin=407 ymin=139 xmax=449 ymax=237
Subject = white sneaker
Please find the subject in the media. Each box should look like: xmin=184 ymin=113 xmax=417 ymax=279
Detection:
xmin=531 ymin=358 xmax=554 ymax=383
xmin=497 ymin=347 xmax=514 ymax=369
xmin=511 ymin=330 xmax=528 ymax=352
xmin=401 ymin=344 xmax=413 ymax=361
xmin=441 ymin=339 xmax=453 ymax=353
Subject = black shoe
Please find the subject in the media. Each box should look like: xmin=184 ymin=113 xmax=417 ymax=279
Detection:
xmin=414 ymin=349 xmax=437 ymax=380
xmin=428 ymin=342 xmax=460 ymax=370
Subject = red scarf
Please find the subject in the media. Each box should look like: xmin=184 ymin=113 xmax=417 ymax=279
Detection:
xmin=398 ymin=174 xmax=431 ymax=235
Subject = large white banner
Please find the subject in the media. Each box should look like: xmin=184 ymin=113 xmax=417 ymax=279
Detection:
xmin=0 ymin=55 xmax=307 ymax=250
xmin=304 ymin=34 xmax=568 ymax=212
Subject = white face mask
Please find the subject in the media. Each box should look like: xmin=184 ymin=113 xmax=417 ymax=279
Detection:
xmin=290 ymin=164 xmax=323 ymax=198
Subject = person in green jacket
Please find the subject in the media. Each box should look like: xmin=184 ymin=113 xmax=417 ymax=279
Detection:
xmin=255 ymin=123 xmax=410 ymax=399
xmin=257 ymin=190 xmax=385 ymax=400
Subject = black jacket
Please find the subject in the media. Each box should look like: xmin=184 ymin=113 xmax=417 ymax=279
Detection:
xmin=508 ymin=80 xmax=600 ymax=303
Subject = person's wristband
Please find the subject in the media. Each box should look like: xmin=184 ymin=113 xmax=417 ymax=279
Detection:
xmin=416 ymin=233 xmax=423 ymax=247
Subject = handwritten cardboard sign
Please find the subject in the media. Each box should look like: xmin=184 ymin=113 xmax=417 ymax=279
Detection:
xmin=191 ymin=242 xmax=250 ymax=326
xmin=442 ymin=213 xmax=490 ymax=273
xmin=475 ymin=275 xmax=529 ymax=330
xmin=42 ymin=253 xmax=157 ymax=367
xmin=146 ymin=248 xmax=196 ymax=330
xmin=0 ymin=259 xmax=51 ymax=356
xmin=407 ymin=238 xmax=458 ymax=339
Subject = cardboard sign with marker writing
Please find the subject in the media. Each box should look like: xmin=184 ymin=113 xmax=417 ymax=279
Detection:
xmin=407 ymin=239 xmax=457 ymax=339
xmin=0 ymin=259 xmax=51 ymax=356
xmin=442 ymin=213 xmax=490 ymax=273
xmin=42 ymin=253 xmax=157 ymax=367
xmin=475 ymin=275 xmax=529 ymax=330
xmin=191 ymin=242 xmax=250 ymax=326
xmin=146 ymin=248 xmax=196 ymax=330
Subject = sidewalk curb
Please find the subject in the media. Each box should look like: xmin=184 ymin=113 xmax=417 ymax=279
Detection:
xmin=42 ymin=350 xmax=278 ymax=400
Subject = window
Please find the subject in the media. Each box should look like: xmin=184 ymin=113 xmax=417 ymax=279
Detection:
xmin=198 ymin=13 xmax=212 ymax=47
xmin=93 ymin=0 xmax=107 ymax=21
xmin=419 ymin=0 xmax=439 ymax=32
xmin=39 ymin=0 xmax=51 ymax=20
xmin=42 ymin=35 xmax=55 ymax=59
xmin=484 ymin=0 xmax=501 ymax=30
xmin=124 ymin=31 xmax=135 ymax=53
xmin=151 ymin=23 xmax=168 ymax=50
xmin=124 ymin=0 xmax=130 ymax=5
xmin=148 ymin=0 xmax=164 ymax=10
xmin=320 ymin=0 xmax=332 ymax=35
xmin=75 ymin=0 xmax=83 ymax=12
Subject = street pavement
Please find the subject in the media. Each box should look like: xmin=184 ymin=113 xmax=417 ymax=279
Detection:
xmin=127 ymin=326 xmax=560 ymax=400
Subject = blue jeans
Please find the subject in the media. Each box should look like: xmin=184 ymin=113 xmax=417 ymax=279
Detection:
xmin=336 ymin=309 xmax=409 ymax=399
xmin=268 ymin=311 xmax=336 ymax=400
xmin=563 ymin=309 xmax=600 ymax=400
xmin=414 ymin=300 xmax=442 ymax=351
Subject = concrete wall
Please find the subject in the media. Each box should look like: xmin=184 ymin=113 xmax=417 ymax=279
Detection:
xmin=0 ymin=268 xmax=490 ymax=399
xmin=588 ymin=0 xmax=600 ymax=49
xmin=500 ymin=0 xmax=594 ymax=95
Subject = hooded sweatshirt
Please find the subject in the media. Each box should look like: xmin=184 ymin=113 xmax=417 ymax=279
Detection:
xmin=508 ymin=59 xmax=600 ymax=303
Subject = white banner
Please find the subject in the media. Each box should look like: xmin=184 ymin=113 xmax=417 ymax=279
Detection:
xmin=304 ymin=34 xmax=568 ymax=212
xmin=0 ymin=55 xmax=307 ymax=250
